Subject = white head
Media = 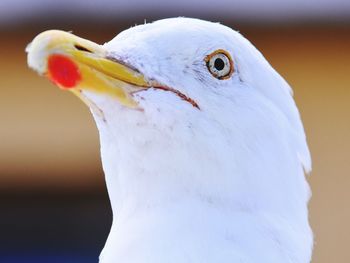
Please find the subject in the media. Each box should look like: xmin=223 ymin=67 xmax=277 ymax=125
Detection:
xmin=80 ymin=18 xmax=311 ymax=216
xmin=27 ymin=17 xmax=312 ymax=261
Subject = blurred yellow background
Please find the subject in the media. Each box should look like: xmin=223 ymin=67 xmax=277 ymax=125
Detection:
xmin=0 ymin=3 xmax=349 ymax=262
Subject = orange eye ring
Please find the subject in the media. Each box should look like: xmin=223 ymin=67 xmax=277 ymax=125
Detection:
xmin=205 ymin=49 xmax=234 ymax=80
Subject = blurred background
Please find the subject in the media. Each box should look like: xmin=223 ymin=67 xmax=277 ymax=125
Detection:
xmin=0 ymin=0 xmax=349 ymax=262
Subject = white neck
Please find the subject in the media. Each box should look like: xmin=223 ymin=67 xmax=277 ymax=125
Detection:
xmin=95 ymin=123 xmax=312 ymax=263
xmin=84 ymin=90 xmax=313 ymax=263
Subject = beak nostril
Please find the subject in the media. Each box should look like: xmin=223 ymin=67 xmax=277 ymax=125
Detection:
xmin=74 ymin=44 xmax=92 ymax=53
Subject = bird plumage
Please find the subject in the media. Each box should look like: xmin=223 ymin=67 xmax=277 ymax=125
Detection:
xmin=28 ymin=17 xmax=313 ymax=263
xmin=90 ymin=18 xmax=313 ymax=263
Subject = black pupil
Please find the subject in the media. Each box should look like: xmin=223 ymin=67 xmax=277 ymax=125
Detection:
xmin=214 ymin=58 xmax=225 ymax=71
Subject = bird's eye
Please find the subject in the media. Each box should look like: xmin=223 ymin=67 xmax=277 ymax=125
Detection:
xmin=205 ymin=50 xmax=234 ymax=79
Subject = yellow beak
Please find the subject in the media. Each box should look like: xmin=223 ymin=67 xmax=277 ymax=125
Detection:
xmin=27 ymin=30 xmax=149 ymax=108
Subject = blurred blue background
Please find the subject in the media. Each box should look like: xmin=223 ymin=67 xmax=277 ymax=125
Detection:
xmin=0 ymin=0 xmax=349 ymax=262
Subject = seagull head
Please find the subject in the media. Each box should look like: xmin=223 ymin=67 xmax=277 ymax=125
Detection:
xmin=27 ymin=17 xmax=311 ymax=222
xmin=27 ymin=17 xmax=313 ymax=262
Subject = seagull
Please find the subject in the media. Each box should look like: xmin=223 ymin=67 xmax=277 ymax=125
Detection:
xmin=27 ymin=17 xmax=313 ymax=263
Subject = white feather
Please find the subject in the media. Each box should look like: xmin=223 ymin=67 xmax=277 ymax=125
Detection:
xmin=82 ymin=18 xmax=312 ymax=263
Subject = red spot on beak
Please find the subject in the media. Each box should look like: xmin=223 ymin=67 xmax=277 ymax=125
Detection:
xmin=47 ymin=54 xmax=81 ymax=89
